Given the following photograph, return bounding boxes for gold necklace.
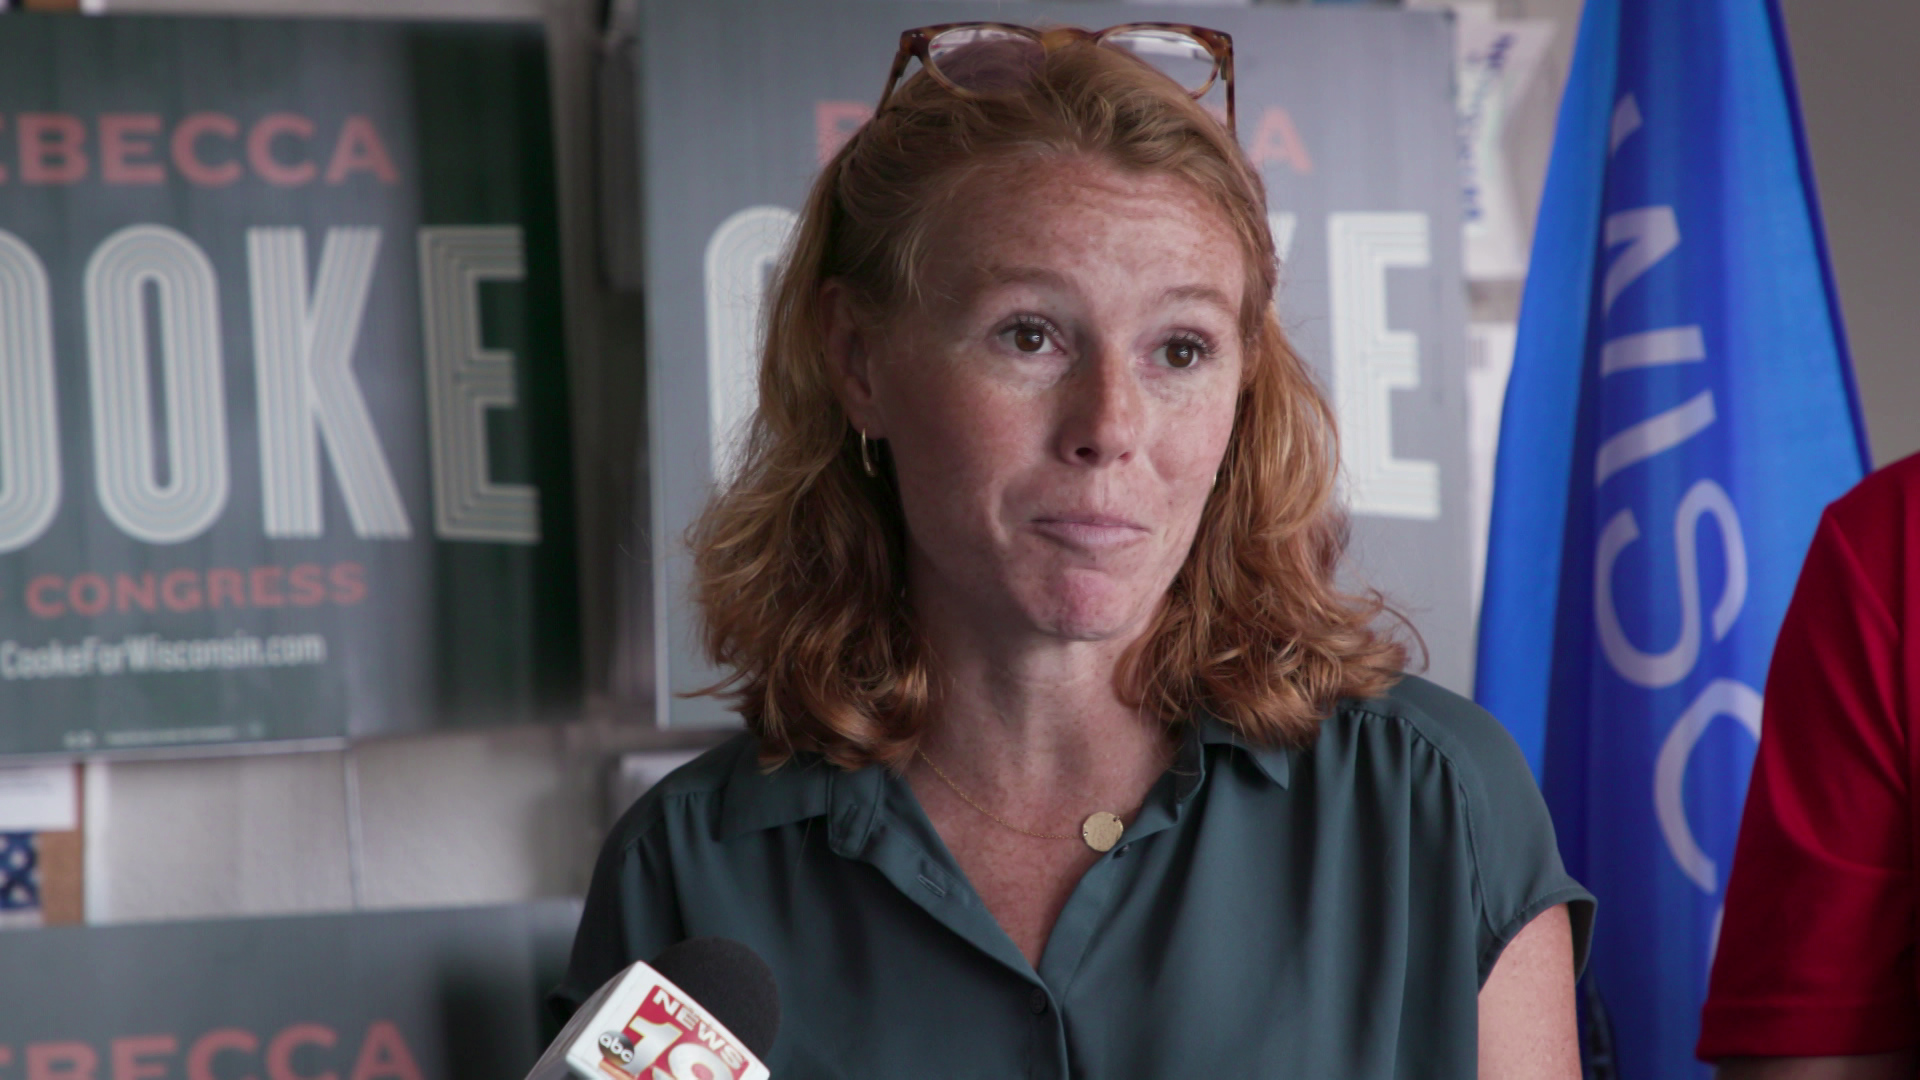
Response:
[915,748,1131,853]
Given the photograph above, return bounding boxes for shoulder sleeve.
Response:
[545,736,756,1022]
[1698,501,1915,1059]
[1391,676,1597,986]
[546,791,687,1023]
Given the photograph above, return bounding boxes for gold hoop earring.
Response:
[860,431,879,478]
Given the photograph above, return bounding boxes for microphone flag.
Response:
[1474,0,1869,1075]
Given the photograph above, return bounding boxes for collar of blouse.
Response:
[715,711,1293,843]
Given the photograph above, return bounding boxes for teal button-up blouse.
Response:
[552,675,1594,1078]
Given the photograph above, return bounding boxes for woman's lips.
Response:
[1029,515,1149,550]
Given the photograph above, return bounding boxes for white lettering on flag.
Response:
[1594,390,1716,485]
[1609,93,1642,155]
[1654,678,1763,893]
[1594,478,1748,689]
[1599,326,1706,376]
[1602,206,1679,314]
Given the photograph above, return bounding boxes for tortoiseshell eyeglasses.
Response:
[877,22,1237,135]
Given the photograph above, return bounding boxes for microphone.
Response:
[529,937,780,1080]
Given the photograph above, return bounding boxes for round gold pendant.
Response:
[1082,811,1125,853]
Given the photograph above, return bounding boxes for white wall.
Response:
[83,726,639,922]
[1780,0,1920,467]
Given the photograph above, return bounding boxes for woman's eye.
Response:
[1159,338,1208,369]
[1012,325,1049,353]
[1000,319,1059,355]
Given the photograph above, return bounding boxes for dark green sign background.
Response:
[0,901,581,1077]
[0,15,578,755]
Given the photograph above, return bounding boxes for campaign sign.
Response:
[0,900,581,1080]
[623,1,1473,727]
[0,16,579,755]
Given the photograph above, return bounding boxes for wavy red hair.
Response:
[689,34,1408,769]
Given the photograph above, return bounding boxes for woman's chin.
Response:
[1017,583,1157,643]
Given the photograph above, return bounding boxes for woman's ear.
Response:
[821,279,886,440]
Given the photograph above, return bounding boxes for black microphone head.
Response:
[649,937,781,1061]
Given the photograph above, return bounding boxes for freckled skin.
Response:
[829,158,1247,967]
[873,162,1245,651]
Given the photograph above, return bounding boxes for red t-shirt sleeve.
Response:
[1698,497,1915,1059]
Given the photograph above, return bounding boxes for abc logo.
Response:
[597,1031,637,1066]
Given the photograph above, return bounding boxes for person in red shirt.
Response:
[1700,452,1920,1077]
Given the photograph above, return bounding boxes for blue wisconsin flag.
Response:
[1476,0,1870,1075]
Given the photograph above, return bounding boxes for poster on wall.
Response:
[0,16,579,756]
[618,1,1472,727]
[0,900,581,1079]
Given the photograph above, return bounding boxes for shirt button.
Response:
[1029,988,1049,1015]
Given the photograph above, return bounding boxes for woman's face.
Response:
[840,157,1247,648]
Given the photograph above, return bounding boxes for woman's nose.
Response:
[1056,346,1141,467]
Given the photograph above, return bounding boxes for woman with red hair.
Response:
[556,24,1591,1077]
